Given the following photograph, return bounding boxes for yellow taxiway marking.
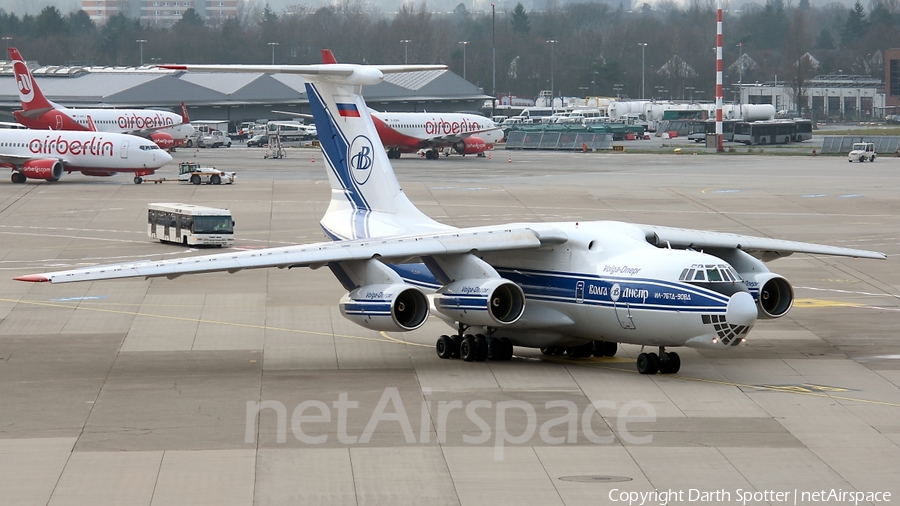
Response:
[380,331,431,348]
[793,298,863,308]
[0,298,411,347]
[539,355,900,408]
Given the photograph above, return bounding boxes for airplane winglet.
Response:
[322,49,338,64]
[14,274,50,283]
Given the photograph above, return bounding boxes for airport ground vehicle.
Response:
[197,130,232,148]
[848,142,876,162]
[148,203,234,247]
[177,161,236,185]
[733,119,813,145]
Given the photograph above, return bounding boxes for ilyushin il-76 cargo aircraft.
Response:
[15,52,886,375]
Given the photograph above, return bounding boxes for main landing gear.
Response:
[423,149,440,160]
[540,340,617,359]
[636,347,681,375]
[435,325,514,362]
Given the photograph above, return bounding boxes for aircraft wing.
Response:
[0,153,40,166]
[638,224,886,260]
[15,225,568,284]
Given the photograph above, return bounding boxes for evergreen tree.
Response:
[511,3,530,34]
[841,1,868,48]
[35,6,67,38]
[816,28,835,50]
[798,0,810,11]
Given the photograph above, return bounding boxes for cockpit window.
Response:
[679,264,742,283]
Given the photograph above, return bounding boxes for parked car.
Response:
[247,134,268,147]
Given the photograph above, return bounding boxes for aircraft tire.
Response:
[566,342,593,358]
[450,335,462,358]
[460,336,478,362]
[603,341,618,357]
[474,334,488,361]
[499,338,513,360]
[134,176,143,184]
[540,347,553,356]
[659,352,681,374]
[436,335,453,359]
[636,352,660,374]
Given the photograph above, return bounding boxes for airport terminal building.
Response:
[0,62,491,132]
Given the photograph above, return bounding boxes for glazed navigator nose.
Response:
[726,291,757,328]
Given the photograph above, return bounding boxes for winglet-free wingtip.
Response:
[158,65,188,70]
[14,274,50,283]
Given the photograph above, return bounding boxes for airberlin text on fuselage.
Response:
[28,135,114,157]
[424,118,482,135]
[116,113,175,130]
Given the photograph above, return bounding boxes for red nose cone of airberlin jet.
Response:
[726,291,757,328]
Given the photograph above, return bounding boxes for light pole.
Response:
[459,41,468,80]
[638,43,648,100]
[2,37,12,52]
[268,42,278,65]
[136,39,147,66]
[546,39,557,111]
[400,39,411,64]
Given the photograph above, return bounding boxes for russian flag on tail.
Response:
[337,103,360,117]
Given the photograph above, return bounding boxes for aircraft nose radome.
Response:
[727,291,757,327]
[160,150,173,164]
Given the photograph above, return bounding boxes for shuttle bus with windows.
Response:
[148,203,234,247]
[733,120,807,145]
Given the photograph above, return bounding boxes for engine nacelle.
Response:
[150,132,175,150]
[339,283,429,332]
[746,273,794,319]
[21,159,63,181]
[452,137,489,155]
[435,278,525,326]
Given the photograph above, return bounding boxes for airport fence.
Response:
[504,131,614,150]
[820,136,900,154]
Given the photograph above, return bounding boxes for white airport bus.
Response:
[148,203,234,247]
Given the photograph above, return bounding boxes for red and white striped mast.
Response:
[716,0,724,152]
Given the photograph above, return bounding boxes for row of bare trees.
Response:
[2,1,898,111]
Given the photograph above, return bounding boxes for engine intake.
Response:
[435,278,525,326]
[21,159,63,181]
[339,283,429,332]
[748,273,794,319]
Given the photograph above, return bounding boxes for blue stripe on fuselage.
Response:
[388,263,732,312]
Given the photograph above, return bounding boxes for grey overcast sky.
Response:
[0,0,860,17]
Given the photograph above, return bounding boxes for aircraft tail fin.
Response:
[86,115,97,132]
[180,102,190,123]
[307,79,449,240]
[321,49,338,64]
[8,48,55,113]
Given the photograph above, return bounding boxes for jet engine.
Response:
[339,283,429,332]
[150,132,175,150]
[434,278,525,326]
[746,273,794,319]
[452,137,489,155]
[20,159,63,181]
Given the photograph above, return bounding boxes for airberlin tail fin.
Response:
[8,48,55,113]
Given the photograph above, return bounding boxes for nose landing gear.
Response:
[637,347,681,375]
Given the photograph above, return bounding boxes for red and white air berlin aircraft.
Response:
[1,128,172,184]
[320,49,502,160]
[8,47,195,150]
